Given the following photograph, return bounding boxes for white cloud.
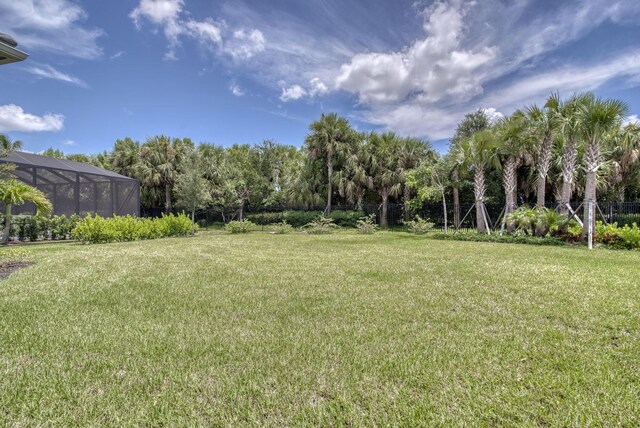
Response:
[335,2,496,104]
[63,139,76,146]
[280,85,307,102]
[623,114,639,127]
[0,0,103,59]
[129,0,263,61]
[110,51,125,60]
[225,29,266,60]
[0,104,64,132]
[229,81,245,96]
[25,64,88,88]
[482,108,504,124]
[309,78,329,97]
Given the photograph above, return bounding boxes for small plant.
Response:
[282,210,322,228]
[504,207,568,237]
[404,215,434,235]
[304,217,337,234]
[329,210,365,228]
[225,220,256,234]
[270,221,293,234]
[356,214,378,235]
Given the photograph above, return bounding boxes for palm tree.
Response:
[368,132,404,228]
[0,134,23,180]
[524,94,558,207]
[333,133,371,209]
[0,180,52,245]
[609,123,640,201]
[578,96,629,238]
[133,136,191,214]
[305,113,353,214]
[456,130,498,233]
[495,115,531,229]
[552,93,592,213]
[111,137,140,177]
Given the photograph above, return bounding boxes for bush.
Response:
[245,212,284,225]
[328,210,364,228]
[72,213,194,244]
[356,214,378,234]
[283,210,322,228]
[270,221,293,234]
[595,222,640,250]
[225,220,256,234]
[504,207,568,236]
[304,217,337,234]
[405,216,434,235]
[431,231,566,246]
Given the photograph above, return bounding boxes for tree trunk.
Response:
[442,190,448,234]
[238,200,244,221]
[503,156,517,233]
[380,190,389,229]
[2,204,12,245]
[452,168,460,228]
[536,133,553,207]
[326,152,333,215]
[191,210,195,236]
[474,168,486,234]
[559,138,577,215]
[582,140,600,240]
[582,171,597,240]
[618,185,626,203]
[165,183,172,214]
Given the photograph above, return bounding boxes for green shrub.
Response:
[71,213,194,244]
[329,210,364,228]
[225,220,256,234]
[431,231,566,246]
[304,217,337,234]
[595,222,640,250]
[270,221,293,234]
[504,207,568,236]
[283,210,322,228]
[245,212,284,225]
[356,214,378,234]
[405,216,434,235]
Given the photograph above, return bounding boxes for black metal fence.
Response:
[142,202,640,231]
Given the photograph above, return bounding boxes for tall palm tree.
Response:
[578,96,629,238]
[1,180,52,245]
[0,134,23,180]
[524,95,558,207]
[333,132,371,209]
[552,93,592,213]
[134,136,191,214]
[495,115,531,226]
[608,123,640,201]
[305,113,353,214]
[368,132,404,228]
[456,130,498,233]
[111,137,140,177]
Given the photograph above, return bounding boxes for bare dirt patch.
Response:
[0,261,33,280]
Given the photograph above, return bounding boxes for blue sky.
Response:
[1,0,639,154]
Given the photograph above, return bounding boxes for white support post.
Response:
[588,201,594,250]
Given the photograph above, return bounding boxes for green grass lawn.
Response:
[1,232,639,426]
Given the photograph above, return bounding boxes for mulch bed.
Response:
[0,260,33,280]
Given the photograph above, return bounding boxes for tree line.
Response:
[21,92,640,231]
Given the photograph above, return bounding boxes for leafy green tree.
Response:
[305,113,353,214]
[455,130,498,233]
[223,144,267,220]
[578,96,628,238]
[0,180,52,245]
[406,155,452,232]
[175,152,212,235]
[333,132,371,209]
[111,137,141,177]
[608,123,640,201]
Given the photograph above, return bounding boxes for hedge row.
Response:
[244,210,364,228]
[71,213,193,244]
